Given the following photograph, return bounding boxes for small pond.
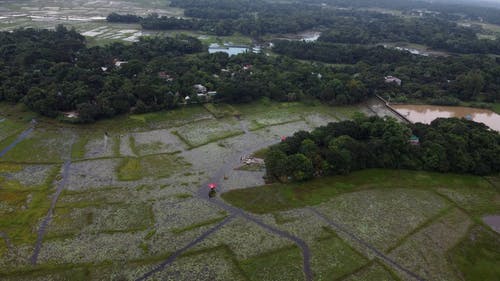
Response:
[299,31,321,42]
[208,44,250,56]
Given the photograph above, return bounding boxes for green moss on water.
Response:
[0,163,23,173]
[174,193,193,199]
[117,157,142,181]
[117,154,191,181]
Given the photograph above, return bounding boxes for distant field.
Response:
[461,21,500,34]
[0,0,182,44]
[0,0,257,47]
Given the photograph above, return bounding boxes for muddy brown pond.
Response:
[391,104,500,131]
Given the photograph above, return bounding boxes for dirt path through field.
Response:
[136,118,313,281]
[0,127,34,157]
[135,215,236,281]
[30,139,74,265]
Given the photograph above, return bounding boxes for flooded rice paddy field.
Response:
[0,101,499,280]
[0,0,183,42]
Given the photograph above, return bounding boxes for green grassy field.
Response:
[451,225,500,281]
[491,103,500,114]
[0,129,74,163]
[0,103,37,144]
[221,169,495,214]
[0,163,60,245]
[116,154,190,181]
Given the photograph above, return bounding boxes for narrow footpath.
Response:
[0,127,34,157]
[30,154,73,265]
[308,207,426,281]
[135,216,236,281]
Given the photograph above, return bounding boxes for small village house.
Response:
[384,76,402,86]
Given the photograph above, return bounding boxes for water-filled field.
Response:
[0,101,498,281]
[0,0,182,43]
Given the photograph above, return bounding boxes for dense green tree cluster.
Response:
[0,27,370,122]
[318,15,500,54]
[141,0,500,54]
[137,6,341,37]
[265,117,500,181]
[106,12,141,23]
[0,26,203,121]
[315,0,500,25]
[139,14,221,34]
[272,40,500,104]
[108,0,500,54]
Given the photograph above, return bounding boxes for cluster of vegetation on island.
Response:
[107,0,500,54]
[265,116,500,181]
[0,26,369,122]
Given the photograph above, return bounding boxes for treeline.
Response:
[313,0,500,25]
[169,0,500,54]
[106,13,226,35]
[265,117,500,182]
[106,12,141,23]
[170,0,259,19]
[318,15,500,54]
[0,27,369,122]
[272,40,409,65]
[108,0,500,54]
[107,13,212,32]
[110,7,347,36]
[272,40,500,104]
